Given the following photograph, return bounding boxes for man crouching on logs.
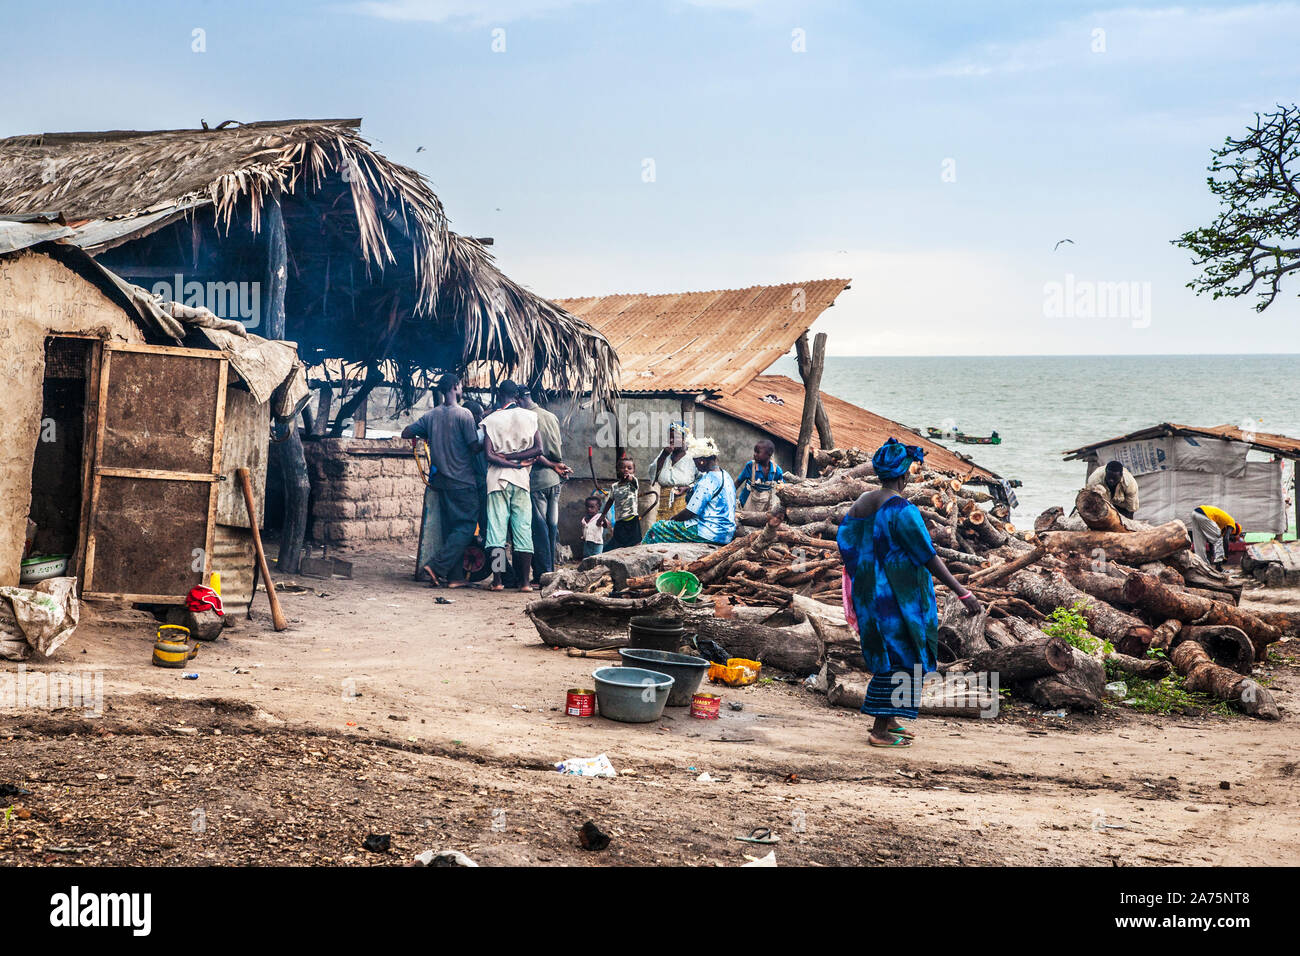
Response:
[838,439,981,748]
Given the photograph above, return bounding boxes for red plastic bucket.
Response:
[566,688,595,717]
[690,693,721,719]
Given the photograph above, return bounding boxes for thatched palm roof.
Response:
[0,119,617,403]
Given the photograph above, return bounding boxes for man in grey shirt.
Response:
[520,387,571,582]
[403,374,481,587]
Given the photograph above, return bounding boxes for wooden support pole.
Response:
[795,332,834,452]
[262,195,309,576]
[794,331,827,477]
[238,467,287,631]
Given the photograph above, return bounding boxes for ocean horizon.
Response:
[771,353,1300,524]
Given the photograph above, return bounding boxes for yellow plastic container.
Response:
[708,657,762,687]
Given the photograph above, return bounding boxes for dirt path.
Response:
[1,547,1297,866]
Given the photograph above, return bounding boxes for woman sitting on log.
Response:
[838,439,981,748]
[642,436,737,545]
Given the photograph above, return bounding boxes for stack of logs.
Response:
[615,450,1291,718]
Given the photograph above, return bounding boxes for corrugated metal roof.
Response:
[554,279,850,395]
[0,218,73,254]
[704,374,998,480]
[1063,422,1300,460]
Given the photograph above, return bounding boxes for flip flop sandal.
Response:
[889,725,916,740]
[735,828,780,845]
[869,735,911,748]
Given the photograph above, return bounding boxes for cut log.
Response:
[776,476,874,508]
[1178,625,1255,676]
[1039,520,1190,565]
[1171,640,1278,719]
[775,528,841,552]
[1008,568,1154,653]
[1149,618,1182,652]
[1138,562,1184,586]
[983,619,1020,648]
[694,616,823,675]
[582,542,714,592]
[1120,571,1279,659]
[827,673,993,718]
[777,502,853,526]
[937,598,991,659]
[1074,488,1128,533]
[967,546,1045,588]
[1035,506,1065,535]
[1022,647,1106,711]
[1060,567,1131,606]
[957,637,1073,682]
[962,509,1008,549]
[1104,652,1171,679]
[539,565,610,597]
[524,592,682,649]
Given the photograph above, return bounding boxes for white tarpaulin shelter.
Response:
[1064,423,1300,536]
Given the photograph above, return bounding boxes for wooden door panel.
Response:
[87,478,210,599]
[84,343,227,603]
[97,350,222,472]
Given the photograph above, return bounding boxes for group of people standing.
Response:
[405,391,799,590]
[403,376,570,593]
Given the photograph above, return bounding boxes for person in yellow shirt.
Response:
[1190,505,1242,570]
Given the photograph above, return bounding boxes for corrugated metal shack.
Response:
[543,280,999,550]
[0,222,299,610]
[1064,422,1300,536]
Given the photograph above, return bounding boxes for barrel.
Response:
[627,615,688,652]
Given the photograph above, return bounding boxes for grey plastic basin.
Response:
[592,666,674,723]
[617,648,710,706]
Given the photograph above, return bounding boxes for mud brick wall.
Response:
[303,438,425,545]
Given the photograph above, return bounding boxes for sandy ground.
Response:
[1,545,1298,867]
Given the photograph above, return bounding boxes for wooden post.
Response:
[312,384,333,437]
[353,391,368,439]
[795,332,834,452]
[262,195,309,575]
[794,332,827,477]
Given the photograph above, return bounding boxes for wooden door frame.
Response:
[82,341,228,603]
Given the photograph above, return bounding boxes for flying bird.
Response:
[1054,238,1074,251]
[416,146,426,152]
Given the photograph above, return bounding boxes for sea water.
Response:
[772,354,1300,525]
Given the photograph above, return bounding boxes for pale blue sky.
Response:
[3,0,1298,354]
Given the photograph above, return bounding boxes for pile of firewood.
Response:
[605,451,1295,718]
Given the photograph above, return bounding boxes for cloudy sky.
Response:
[4,0,1298,354]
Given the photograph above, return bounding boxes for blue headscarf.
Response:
[872,437,924,480]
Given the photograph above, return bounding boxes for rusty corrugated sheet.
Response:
[1063,423,1300,461]
[216,384,270,528]
[212,523,255,610]
[553,279,850,395]
[704,374,997,480]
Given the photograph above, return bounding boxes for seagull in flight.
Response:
[1054,238,1074,251]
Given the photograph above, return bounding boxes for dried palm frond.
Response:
[0,119,616,404]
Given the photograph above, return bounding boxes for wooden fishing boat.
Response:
[926,426,962,439]
[954,431,1001,445]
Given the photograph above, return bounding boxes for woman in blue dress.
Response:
[837,439,981,748]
